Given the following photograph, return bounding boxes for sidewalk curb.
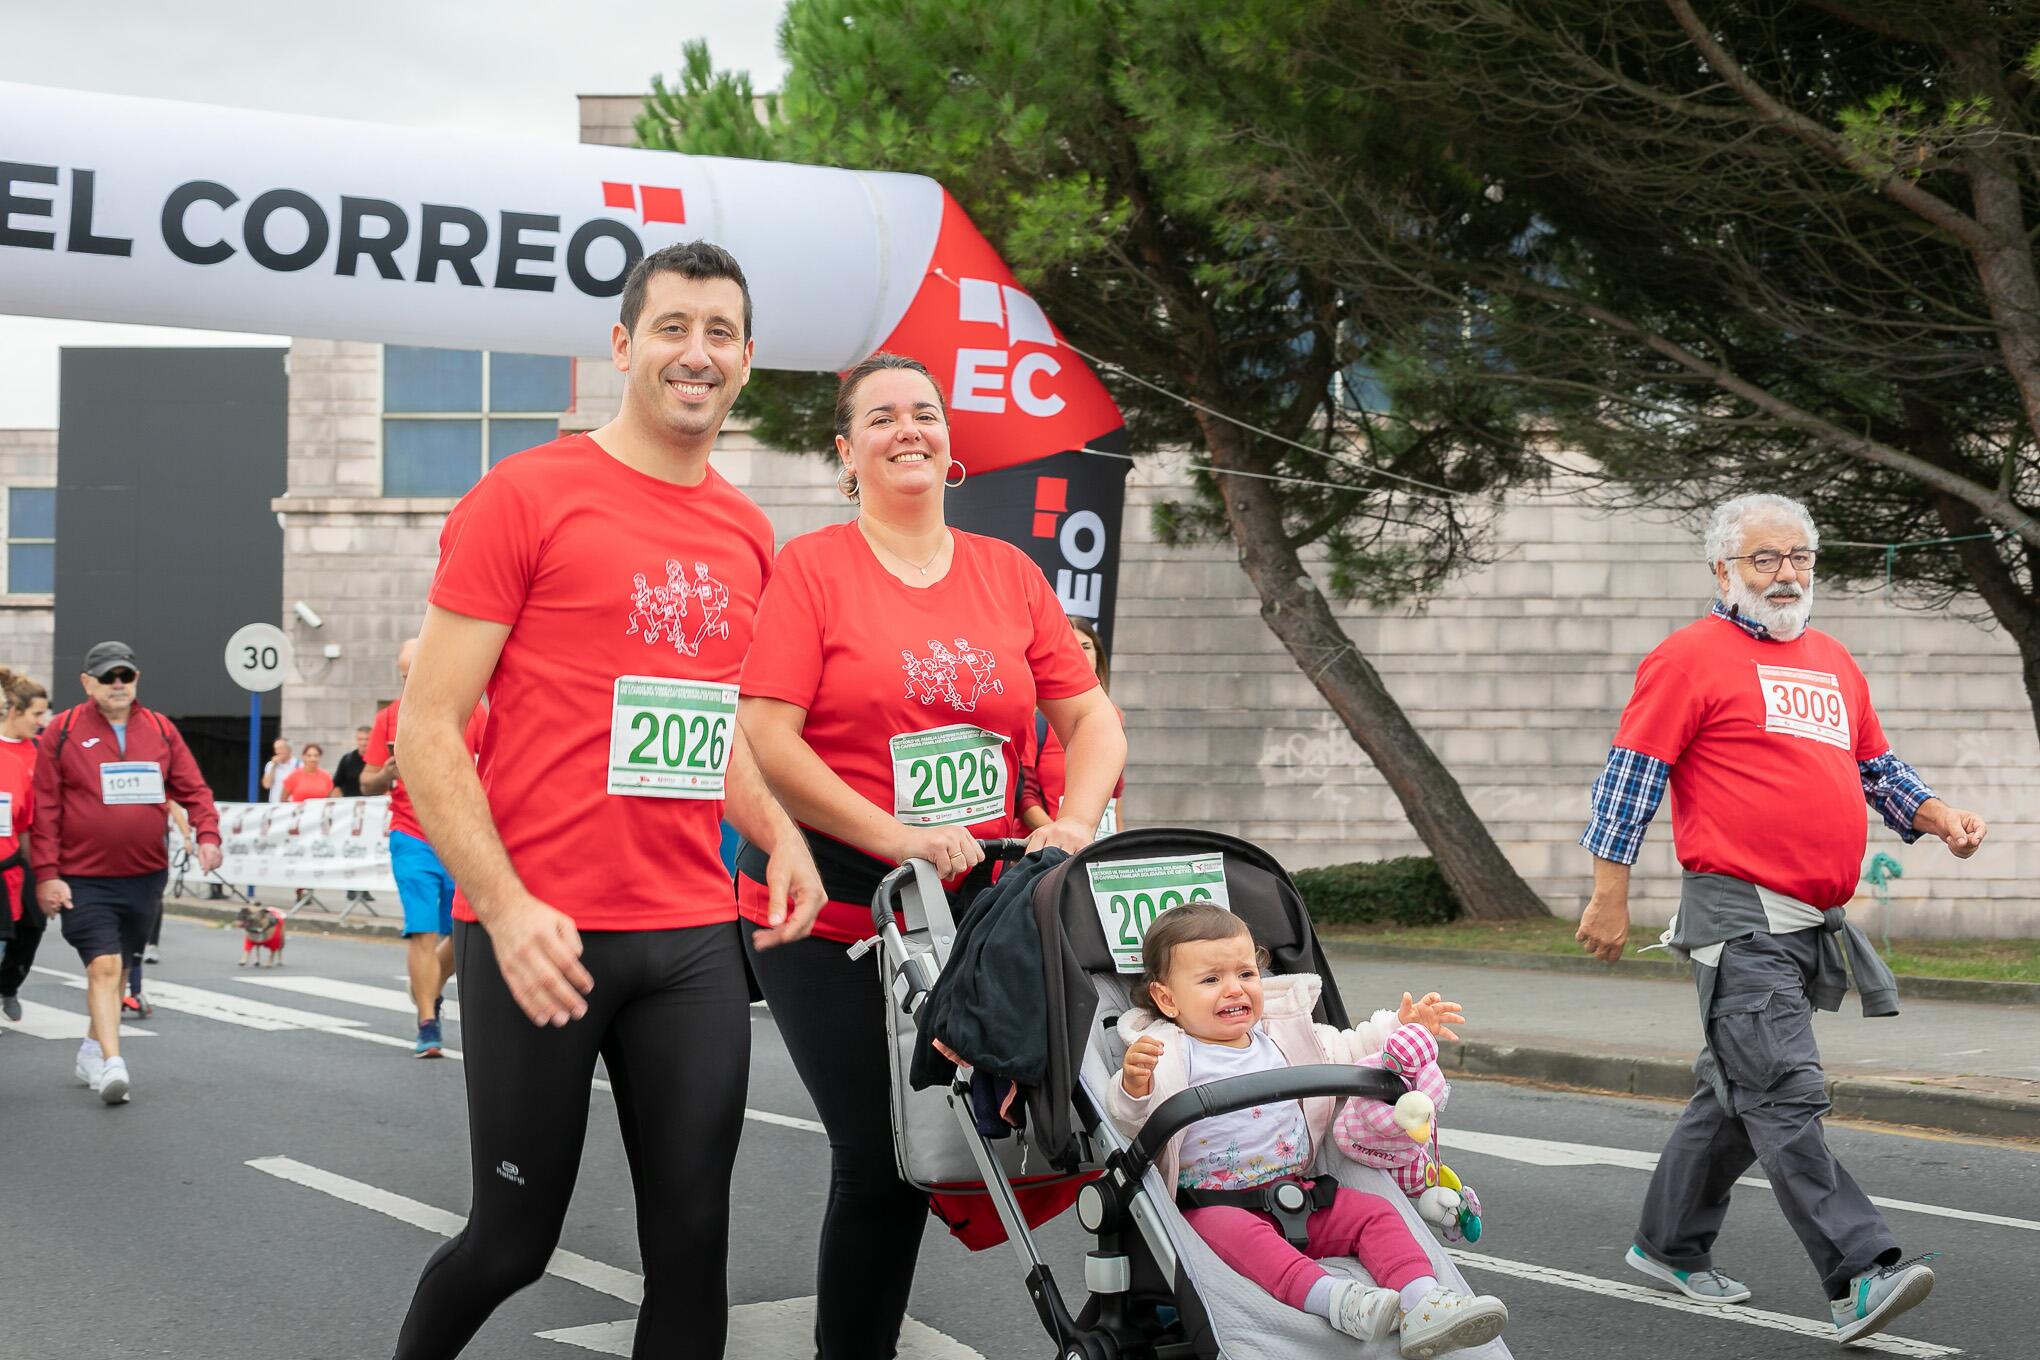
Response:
[1320,938,2040,1007]
[1449,1041,2040,1142]
[166,898,404,940]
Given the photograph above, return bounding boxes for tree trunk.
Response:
[1190,409,1548,921]
[1932,492,2040,741]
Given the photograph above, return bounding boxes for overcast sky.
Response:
[0,1,790,427]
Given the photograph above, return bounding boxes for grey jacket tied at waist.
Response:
[1660,870,1898,1019]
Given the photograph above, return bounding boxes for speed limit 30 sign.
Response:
[225,622,293,694]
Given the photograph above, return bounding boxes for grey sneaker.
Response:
[1626,1245,1752,1304]
[1832,1254,1936,1345]
[1,993,20,1022]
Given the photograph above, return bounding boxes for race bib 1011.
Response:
[1755,663,1850,751]
[1086,853,1231,973]
[607,676,737,799]
[890,724,1008,827]
[100,761,165,805]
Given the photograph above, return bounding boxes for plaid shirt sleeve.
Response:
[1578,745,1671,865]
[1860,751,1934,843]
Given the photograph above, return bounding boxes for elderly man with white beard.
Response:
[1572,493,1987,1346]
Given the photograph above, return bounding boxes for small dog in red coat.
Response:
[235,906,285,967]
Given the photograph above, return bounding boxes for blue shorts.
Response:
[389,830,455,938]
[60,871,167,965]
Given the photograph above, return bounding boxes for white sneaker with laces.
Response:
[1625,1245,1752,1304]
[1326,1279,1400,1343]
[95,1056,131,1105]
[1398,1287,1509,1359]
[75,1039,104,1087]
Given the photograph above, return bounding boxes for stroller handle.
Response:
[1121,1064,1409,1182]
[869,838,1031,933]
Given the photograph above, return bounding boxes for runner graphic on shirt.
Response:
[900,638,1004,711]
[625,559,731,659]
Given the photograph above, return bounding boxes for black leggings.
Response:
[743,918,928,1360]
[394,919,752,1359]
[0,906,43,997]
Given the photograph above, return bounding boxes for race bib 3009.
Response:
[1755,664,1850,750]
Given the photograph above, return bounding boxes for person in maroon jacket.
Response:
[32,640,220,1104]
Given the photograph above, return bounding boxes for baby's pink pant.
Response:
[1183,1184,1432,1310]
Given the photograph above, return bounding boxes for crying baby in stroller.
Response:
[1107,902,1509,1359]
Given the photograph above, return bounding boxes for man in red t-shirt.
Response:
[390,242,822,1360]
[363,637,487,1057]
[1575,494,1986,1345]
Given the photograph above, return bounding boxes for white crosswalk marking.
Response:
[236,974,461,1021]
[33,966,368,1031]
[1442,1127,2040,1233]
[1450,1249,1958,1357]
[0,997,154,1040]
[246,1156,984,1357]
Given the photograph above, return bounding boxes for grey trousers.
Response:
[1635,930,1900,1299]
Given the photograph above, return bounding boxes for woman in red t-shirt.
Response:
[738,352,1127,1350]
[282,743,336,802]
[0,665,47,1019]
[1021,615,1127,838]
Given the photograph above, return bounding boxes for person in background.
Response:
[34,641,221,1104]
[0,665,49,1023]
[284,744,335,803]
[333,726,371,799]
[260,738,298,805]
[333,726,375,908]
[1021,615,1126,839]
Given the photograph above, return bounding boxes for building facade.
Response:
[12,95,2028,938]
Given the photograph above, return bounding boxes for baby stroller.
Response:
[867,827,1511,1360]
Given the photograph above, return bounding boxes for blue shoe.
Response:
[1832,1254,1936,1345]
[413,1019,444,1059]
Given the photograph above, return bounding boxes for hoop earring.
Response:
[944,460,968,489]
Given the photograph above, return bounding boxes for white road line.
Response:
[1449,1249,1959,1358]
[247,1157,983,1357]
[246,1156,641,1303]
[743,1107,827,1135]
[237,974,461,1021]
[33,966,367,1032]
[1442,1128,2040,1233]
[0,997,155,1040]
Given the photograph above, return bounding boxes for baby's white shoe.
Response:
[1398,1286,1508,1358]
[1327,1278,1400,1342]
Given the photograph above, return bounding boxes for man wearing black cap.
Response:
[32,641,221,1104]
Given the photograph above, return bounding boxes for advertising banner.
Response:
[211,797,399,892]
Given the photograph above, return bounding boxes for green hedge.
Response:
[1292,856,1462,928]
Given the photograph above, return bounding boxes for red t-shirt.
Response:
[1614,615,1888,907]
[738,523,1099,941]
[366,699,488,841]
[1025,704,1127,821]
[429,433,772,930]
[0,738,34,921]
[283,768,335,803]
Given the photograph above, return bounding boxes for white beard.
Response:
[1725,573,1813,640]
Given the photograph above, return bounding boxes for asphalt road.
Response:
[2,916,2032,1359]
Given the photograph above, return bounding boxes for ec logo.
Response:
[951,277,1066,417]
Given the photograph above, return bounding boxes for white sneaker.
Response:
[1327,1279,1400,1342]
[1399,1287,1509,1359]
[96,1056,131,1105]
[143,944,160,964]
[75,1039,105,1087]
